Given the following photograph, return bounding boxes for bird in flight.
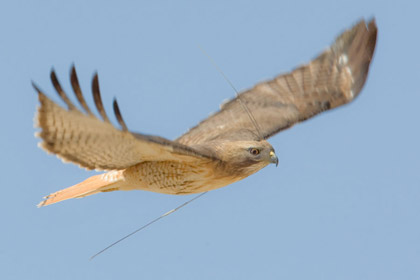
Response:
[34,19,377,207]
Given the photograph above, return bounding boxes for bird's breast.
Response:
[122,160,242,195]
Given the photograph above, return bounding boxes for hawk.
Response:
[34,19,377,207]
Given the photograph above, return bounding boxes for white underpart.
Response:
[344,66,354,83]
[337,53,355,100]
[101,170,121,182]
[344,66,355,99]
[338,54,348,66]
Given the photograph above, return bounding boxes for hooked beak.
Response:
[269,151,278,167]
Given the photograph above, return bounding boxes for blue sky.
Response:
[1,0,419,279]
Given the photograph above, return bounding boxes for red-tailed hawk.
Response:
[34,19,377,207]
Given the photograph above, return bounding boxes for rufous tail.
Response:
[37,171,124,207]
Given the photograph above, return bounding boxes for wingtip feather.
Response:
[113,98,128,131]
[91,73,111,123]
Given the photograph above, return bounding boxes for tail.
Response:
[38,170,124,207]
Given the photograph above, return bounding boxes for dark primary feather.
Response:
[50,69,76,110]
[113,99,128,131]
[70,66,94,116]
[92,73,111,123]
[176,19,377,145]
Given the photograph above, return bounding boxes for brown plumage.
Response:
[34,19,377,207]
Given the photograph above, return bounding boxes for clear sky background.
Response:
[1,1,419,279]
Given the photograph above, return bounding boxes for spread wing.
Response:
[176,19,377,146]
[34,66,216,171]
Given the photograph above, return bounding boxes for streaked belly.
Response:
[122,160,240,194]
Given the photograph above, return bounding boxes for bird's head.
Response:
[213,139,278,176]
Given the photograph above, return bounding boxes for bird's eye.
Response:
[249,148,260,155]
